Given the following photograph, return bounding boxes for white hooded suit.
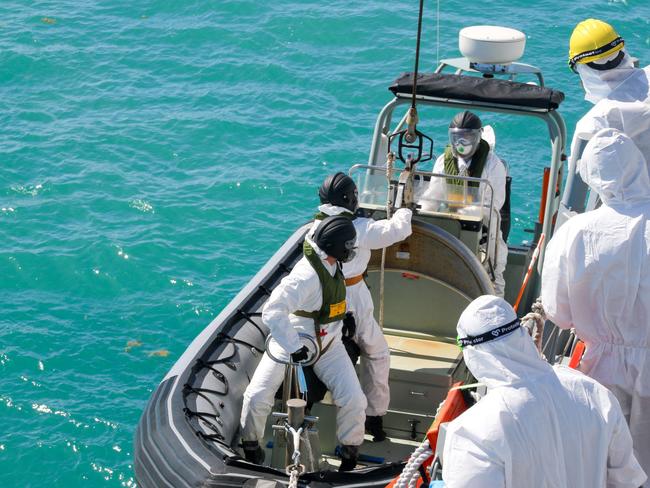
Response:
[572,52,650,172]
[311,204,412,416]
[542,128,650,475]
[240,236,366,446]
[442,295,645,488]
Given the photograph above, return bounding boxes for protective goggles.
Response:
[569,38,624,74]
[448,130,480,159]
[449,129,481,146]
[456,318,520,349]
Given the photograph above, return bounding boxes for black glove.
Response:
[342,312,356,339]
[291,346,309,363]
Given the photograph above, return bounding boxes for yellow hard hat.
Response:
[568,19,624,72]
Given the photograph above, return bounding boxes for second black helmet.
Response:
[319,172,359,213]
[313,215,357,262]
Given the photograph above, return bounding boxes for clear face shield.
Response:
[449,128,482,159]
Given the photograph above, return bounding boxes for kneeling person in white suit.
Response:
[240,215,366,471]
[313,172,412,441]
[442,295,645,488]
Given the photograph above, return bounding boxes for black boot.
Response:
[242,440,265,464]
[365,415,387,442]
[338,445,358,472]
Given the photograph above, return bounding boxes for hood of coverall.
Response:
[577,50,636,104]
[579,128,650,207]
[457,295,554,390]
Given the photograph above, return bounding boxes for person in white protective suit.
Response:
[541,128,650,477]
[420,111,508,296]
[442,295,646,488]
[568,19,650,174]
[311,172,412,441]
[240,216,366,471]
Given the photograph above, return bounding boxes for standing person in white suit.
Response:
[542,128,650,476]
[240,216,366,471]
[312,172,412,441]
[568,19,650,174]
[420,111,508,296]
[442,295,645,488]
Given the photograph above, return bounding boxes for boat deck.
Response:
[260,332,462,470]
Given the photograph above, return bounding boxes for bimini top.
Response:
[390,72,565,111]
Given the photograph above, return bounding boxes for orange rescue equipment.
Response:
[569,340,586,369]
[425,382,469,451]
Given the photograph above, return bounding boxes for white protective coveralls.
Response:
[442,295,646,488]
[571,51,650,172]
[542,128,650,475]
[310,204,412,416]
[240,236,367,446]
[421,146,508,296]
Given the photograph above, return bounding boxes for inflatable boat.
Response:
[134,27,577,488]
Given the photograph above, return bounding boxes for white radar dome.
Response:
[459,26,526,64]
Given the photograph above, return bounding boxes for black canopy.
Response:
[390,72,565,111]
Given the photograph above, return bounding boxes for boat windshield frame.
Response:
[366,88,567,285]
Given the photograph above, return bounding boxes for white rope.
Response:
[288,467,300,488]
[395,438,432,488]
[408,446,433,488]
[379,152,395,330]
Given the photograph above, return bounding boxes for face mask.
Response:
[454,141,473,156]
[577,63,614,104]
[576,51,636,104]
[450,129,481,159]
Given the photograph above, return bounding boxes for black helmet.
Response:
[319,172,359,212]
[449,111,482,130]
[449,111,483,159]
[313,215,357,262]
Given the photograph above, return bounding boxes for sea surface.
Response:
[1,0,649,486]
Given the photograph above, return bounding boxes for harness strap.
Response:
[344,274,364,286]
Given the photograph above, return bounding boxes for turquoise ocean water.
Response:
[1,1,649,485]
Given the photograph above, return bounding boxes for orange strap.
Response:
[345,275,364,287]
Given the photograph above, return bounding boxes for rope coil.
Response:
[395,438,432,488]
